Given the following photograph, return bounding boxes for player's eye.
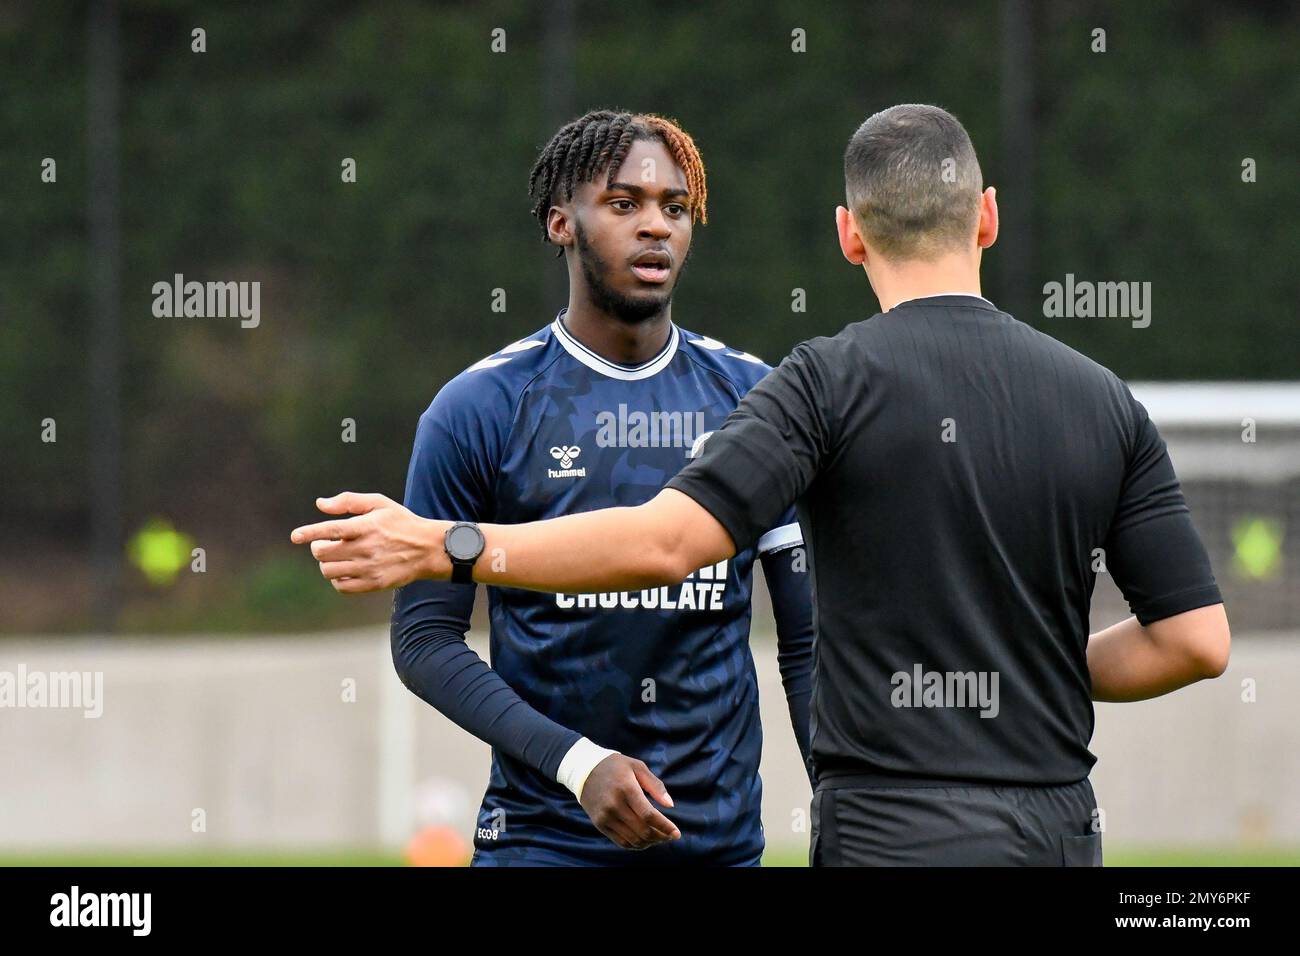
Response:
[610,199,636,211]
[665,203,687,217]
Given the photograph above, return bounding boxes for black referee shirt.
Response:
[667,294,1221,786]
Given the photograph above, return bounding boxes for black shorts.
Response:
[809,775,1103,867]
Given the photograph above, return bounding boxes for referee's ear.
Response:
[835,205,867,265]
[976,186,999,250]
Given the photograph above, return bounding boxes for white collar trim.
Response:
[551,313,679,381]
[898,292,995,307]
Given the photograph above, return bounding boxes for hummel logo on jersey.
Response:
[547,445,586,479]
[551,445,580,468]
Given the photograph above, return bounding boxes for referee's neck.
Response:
[867,255,983,313]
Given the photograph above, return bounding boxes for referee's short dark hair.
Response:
[844,104,983,261]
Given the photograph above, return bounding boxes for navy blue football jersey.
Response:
[393,313,805,865]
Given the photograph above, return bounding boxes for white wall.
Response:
[1,629,1294,853]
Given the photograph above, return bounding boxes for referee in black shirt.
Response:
[294,104,1232,866]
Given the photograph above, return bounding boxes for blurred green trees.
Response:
[2,0,1295,627]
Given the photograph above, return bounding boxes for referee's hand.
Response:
[290,492,447,592]
[580,755,681,850]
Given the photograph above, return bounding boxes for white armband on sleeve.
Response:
[556,737,619,801]
[757,522,802,556]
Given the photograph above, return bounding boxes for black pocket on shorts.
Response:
[808,790,823,867]
[809,789,841,867]
[1060,832,1103,867]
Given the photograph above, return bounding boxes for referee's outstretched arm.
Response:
[292,481,1228,703]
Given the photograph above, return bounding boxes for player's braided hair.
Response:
[528,109,708,243]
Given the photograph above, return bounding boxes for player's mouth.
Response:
[629,250,672,284]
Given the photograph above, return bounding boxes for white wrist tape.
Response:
[556,737,618,801]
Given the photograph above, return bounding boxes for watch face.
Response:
[446,524,483,561]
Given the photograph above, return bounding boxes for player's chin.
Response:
[625,277,677,306]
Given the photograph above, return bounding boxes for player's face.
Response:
[570,138,694,323]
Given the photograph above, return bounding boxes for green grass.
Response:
[0,850,404,867]
[1093,847,1300,867]
[3,846,1298,867]
[760,846,1300,867]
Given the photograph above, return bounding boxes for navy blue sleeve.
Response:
[391,384,581,780]
[759,524,816,787]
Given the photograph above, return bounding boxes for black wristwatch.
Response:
[444,521,486,584]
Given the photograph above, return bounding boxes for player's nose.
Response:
[637,206,673,240]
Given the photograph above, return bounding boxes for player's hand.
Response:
[579,754,681,850]
[290,492,448,592]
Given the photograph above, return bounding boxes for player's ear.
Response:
[547,206,575,247]
[976,186,998,250]
[836,206,866,265]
